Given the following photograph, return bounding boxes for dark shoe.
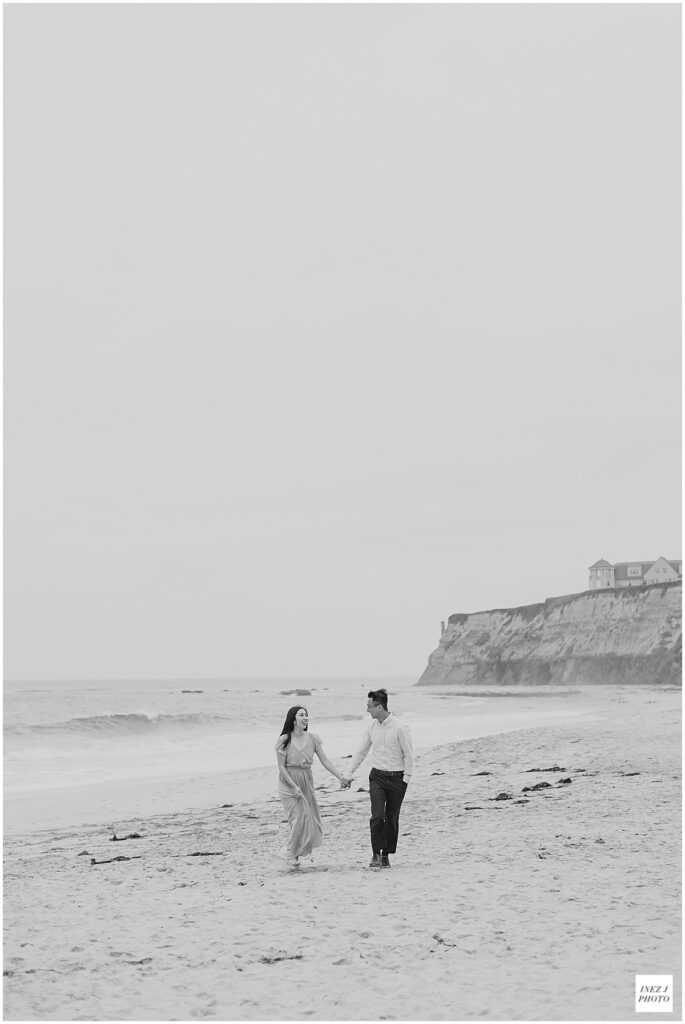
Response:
[369,854,382,870]
[380,854,391,868]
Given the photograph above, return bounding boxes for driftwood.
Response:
[90,855,142,865]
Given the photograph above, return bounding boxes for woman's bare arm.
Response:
[312,735,347,784]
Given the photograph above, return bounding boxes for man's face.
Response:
[366,698,383,721]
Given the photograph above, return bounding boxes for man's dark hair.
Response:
[367,688,388,710]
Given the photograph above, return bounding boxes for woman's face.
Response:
[294,708,309,730]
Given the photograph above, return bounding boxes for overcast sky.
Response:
[5,3,681,681]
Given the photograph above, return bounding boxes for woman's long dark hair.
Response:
[278,705,306,749]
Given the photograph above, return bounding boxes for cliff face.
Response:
[418,582,682,687]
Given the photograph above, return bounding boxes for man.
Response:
[343,688,414,870]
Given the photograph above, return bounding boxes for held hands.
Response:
[339,777,352,790]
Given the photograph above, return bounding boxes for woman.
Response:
[276,705,349,870]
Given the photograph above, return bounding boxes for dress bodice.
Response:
[280,732,316,768]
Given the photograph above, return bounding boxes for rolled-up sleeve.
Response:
[347,725,372,776]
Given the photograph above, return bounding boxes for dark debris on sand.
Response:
[90,855,142,865]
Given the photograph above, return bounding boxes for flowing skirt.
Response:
[279,765,323,859]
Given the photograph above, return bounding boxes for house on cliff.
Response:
[588,557,682,590]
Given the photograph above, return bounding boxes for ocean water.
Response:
[4,675,475,797]
[5,676,596,834]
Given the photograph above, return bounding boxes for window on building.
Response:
[628,566,642,577]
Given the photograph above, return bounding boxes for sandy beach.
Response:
[3,685,680,1022]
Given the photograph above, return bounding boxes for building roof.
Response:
[613,561,654,568]
[613,558,681,580]
[614,563,654,580]
[589,557,682,579]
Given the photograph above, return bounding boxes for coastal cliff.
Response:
[418,582,682,687]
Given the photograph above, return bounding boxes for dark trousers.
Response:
[369,768,407,855]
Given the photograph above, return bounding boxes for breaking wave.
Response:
[5,711,234,744]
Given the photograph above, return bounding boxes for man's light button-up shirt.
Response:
[348,713,414,783]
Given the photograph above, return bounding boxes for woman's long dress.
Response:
[278,732,323,859]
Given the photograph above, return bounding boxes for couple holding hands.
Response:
[275,688,414,872]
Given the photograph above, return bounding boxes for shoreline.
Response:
[5,690,612,837]
[4,684,680,1021]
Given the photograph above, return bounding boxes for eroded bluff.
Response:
[418,582,681,687]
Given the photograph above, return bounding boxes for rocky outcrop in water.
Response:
[418,582,681,687]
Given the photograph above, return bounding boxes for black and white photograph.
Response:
[3,2,681,1021]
